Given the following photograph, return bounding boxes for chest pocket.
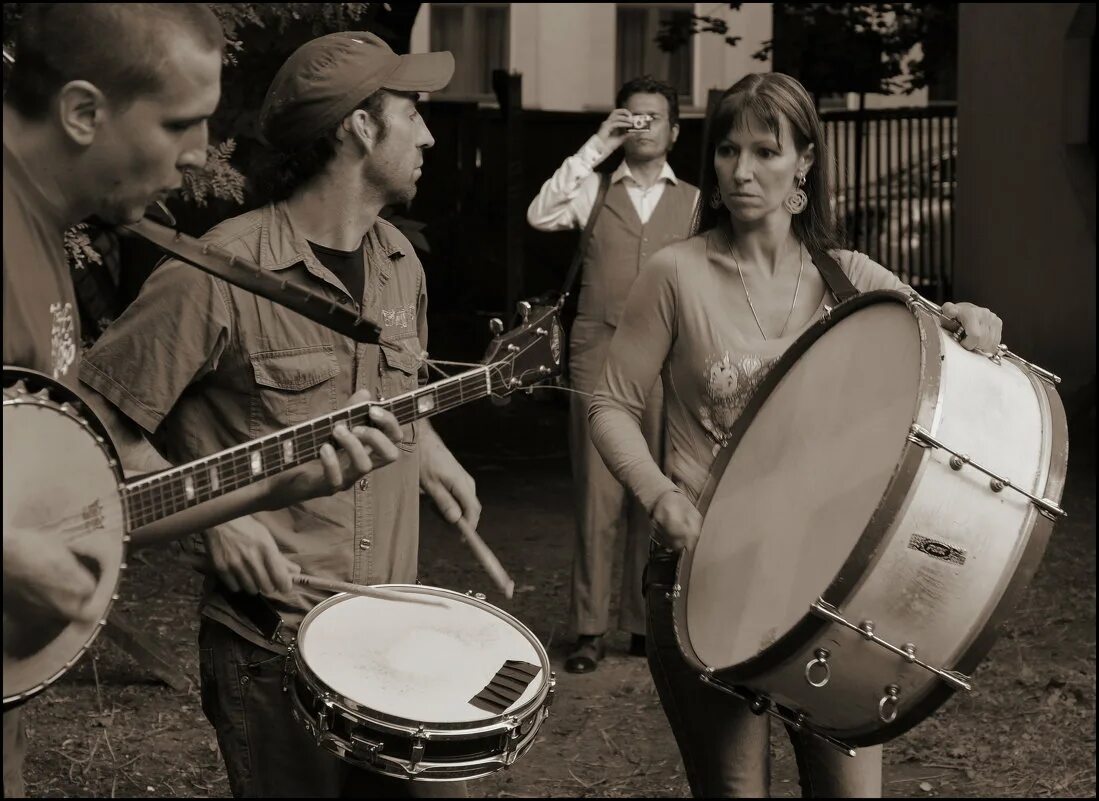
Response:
[379,338,422,452]
[249,345,340,434]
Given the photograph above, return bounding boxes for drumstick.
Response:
[454,518,515,599]
[179,553,443,606]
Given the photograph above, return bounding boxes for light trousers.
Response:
[568,317,663,637]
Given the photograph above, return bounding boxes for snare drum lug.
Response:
[349,733,383,759]
[409,734,426,771]
[859,620,875,639]
[902,643,918,663]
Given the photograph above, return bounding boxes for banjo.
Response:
[3,302,564,708]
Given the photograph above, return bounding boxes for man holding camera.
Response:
[527,76,698,674]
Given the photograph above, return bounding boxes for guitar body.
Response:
[3,367,128,707]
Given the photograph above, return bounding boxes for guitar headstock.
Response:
[480,301,564,397]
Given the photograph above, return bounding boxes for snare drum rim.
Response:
[674,291,935,679]
[3,367,128,710]
[294,585,552,736]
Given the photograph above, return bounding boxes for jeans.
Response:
[198,618,467,798]
[644,555,883,798]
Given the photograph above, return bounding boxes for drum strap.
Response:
[808,246,860,303]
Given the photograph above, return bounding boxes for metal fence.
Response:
[823,104,958,302]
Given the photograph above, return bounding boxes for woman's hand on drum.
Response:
[941,302,1003,353]
[202,516,300,596]
[650,489,703,552]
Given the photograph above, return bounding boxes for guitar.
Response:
[2,303,564,707]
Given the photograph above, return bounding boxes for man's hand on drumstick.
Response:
[202,515,300,596]
[419,420,482,530]
[650,489,703,553]
[940,302,1003,353]
[270,388,403,506]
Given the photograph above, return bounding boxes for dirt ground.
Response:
[21,393,1097,798]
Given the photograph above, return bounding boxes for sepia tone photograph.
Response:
[3,3,1094,798]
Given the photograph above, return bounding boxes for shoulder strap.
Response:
[559,172,612,300]
[808,246,859,304]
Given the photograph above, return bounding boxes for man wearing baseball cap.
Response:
[81,31,477,797]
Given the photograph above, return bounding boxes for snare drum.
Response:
[287,585,554,781]
[674,291,1068,751]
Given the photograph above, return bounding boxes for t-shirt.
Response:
[308,237,366,306]
[588,227,908,512]
[2,142,81,388]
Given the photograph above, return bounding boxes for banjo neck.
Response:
[121,366,492,530]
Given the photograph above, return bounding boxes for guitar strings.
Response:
[124,333,556,522]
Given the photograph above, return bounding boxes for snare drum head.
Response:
[298,589,546,724]
[685,301,922,671]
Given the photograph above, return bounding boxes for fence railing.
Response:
[823,104,958,302]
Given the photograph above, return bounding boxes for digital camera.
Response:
[628,113,653,132]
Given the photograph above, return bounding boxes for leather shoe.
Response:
[565,634,605,674]
[629,633,647,657]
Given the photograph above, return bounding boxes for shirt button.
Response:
[358,477,369,491]
[359,538,371,550]
[642,237,649,243]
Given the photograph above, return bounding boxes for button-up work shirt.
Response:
[81,202,427,647]
[526,135,697,231]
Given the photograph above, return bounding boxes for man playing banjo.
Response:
[3,5,404,796]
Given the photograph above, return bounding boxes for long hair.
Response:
[692,72,841,256]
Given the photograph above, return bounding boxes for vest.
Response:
[578,176,697,326]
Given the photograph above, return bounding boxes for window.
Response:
[429,3,509,100]
[616,4,694,103]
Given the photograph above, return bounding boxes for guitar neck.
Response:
[122,366,492,530]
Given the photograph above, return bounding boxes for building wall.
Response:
[956,3,1095,400]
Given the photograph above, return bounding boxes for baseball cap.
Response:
[259,31,454,151]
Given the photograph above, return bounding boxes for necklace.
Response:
[722,227,804,340]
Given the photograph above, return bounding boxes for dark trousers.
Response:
[198,618,468,798]
[644,555,883,798]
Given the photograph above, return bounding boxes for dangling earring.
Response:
[710,186,724,210]
[784,172,808,215]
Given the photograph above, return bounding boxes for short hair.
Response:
[253,89,414,203]
[693,72,841,256]
[616,75,681,128]
[6,3,225,120]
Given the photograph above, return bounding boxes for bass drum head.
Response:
[685,300,923,671]
[298,587,547,725]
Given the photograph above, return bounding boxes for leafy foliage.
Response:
[657,3,956,100]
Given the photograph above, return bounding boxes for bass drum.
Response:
[673,291,1068,749]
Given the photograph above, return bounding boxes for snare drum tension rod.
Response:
[907,425,1066,521]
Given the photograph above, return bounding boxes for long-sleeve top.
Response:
[588,228,907,514]
[526,135,698,230]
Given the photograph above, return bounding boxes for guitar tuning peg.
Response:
[489,318,504,336]
[517,301,531,322]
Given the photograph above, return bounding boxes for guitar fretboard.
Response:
[123,367,493,529]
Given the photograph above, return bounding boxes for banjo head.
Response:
[3,370,126,706]
[680,299,923,672]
